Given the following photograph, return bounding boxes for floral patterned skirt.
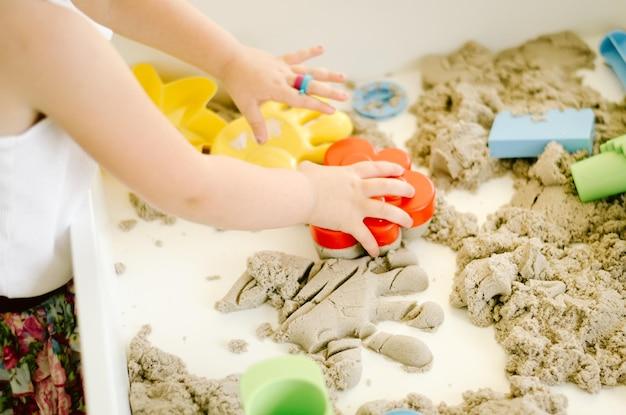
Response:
[0,282,85,415]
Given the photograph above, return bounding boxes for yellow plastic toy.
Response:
[211,101,353,169]
[132,63,227,152]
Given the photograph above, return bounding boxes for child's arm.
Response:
[71,0,348,142]
[2,1,414,257]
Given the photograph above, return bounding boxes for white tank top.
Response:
[0,0,112,298]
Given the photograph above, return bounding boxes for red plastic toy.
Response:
[310,137,436,258]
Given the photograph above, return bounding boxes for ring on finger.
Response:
[298,74,313,95]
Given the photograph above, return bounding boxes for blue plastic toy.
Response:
[600,30,626,89]
[352,81,408,120]
[384,410,422,415]
[488,109,595,158]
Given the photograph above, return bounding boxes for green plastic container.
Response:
[240,355,333,415]
[571,151,626,202]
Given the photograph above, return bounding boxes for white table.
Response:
[75,34,626,414]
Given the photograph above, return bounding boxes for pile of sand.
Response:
[415,32,625,393]
[357,375,567,415]
[408,31,626,190]
[127,326,242,414]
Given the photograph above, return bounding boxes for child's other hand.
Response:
[221,45,348,143]
[299,161,415,257]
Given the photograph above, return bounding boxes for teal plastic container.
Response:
[240,355,332,415]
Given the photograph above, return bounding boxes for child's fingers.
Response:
[281,45,324,65]
[291,65,346,83]
[350,222,380,257]
[282,89,335,114]
[364,199,413,228]
[351,161,405,179]
[362,178,415,198]
[239,101,268,143]
[304,81,348,101]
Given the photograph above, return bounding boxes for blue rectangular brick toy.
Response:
[488,109,595,158]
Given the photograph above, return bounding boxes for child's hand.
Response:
[221,45,348,143]
[299,161,415,257]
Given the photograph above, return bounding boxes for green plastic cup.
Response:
[240,355,333,415]
[571,151,626,202]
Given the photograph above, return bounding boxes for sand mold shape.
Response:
[216,248,443,391]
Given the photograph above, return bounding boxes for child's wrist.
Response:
[213,42,246,80]
[296,166,318,226]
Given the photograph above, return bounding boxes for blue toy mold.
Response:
[600,30,626,89]
[352,81,408,120]
[488,109,595,158]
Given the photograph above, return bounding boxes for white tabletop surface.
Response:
[103,35,626,414]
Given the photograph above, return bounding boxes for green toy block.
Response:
[240,355,333,415]
[571,150,626,202]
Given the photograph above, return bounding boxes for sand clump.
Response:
[424,195,479,250]
[114,262,126,275]
[128,326,242,414]
[119,219,138,232]
[227,339,248,354]
[441,143,625,393]
[408,31,626,190]
[129,193,177,225]
[357,376,567,415]
[216,247,443,391]
[449,181,626,392]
